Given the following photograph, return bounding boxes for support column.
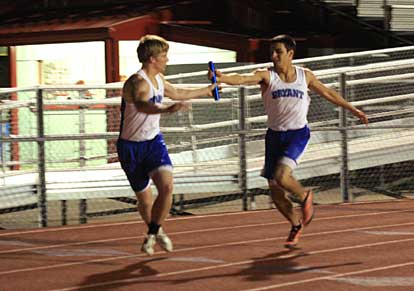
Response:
[105,39,120,163]
[8,46,19,170]
[105,39,120,83]
[339,73,350,202]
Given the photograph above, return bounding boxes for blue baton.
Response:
[208,61,220,101]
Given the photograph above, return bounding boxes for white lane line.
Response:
[0,221,286,254]
[332,276,414,287]
[166,257,225,263]
[0,235,137,254]
[0,240,32,246]
[0,221,139,237]
[362,230,414,235]
[240,262,414,291]
[156,238,414,278]
[47,239,414,291]
[1,209,413,255]
[1,221,414,277]
[31,248,132,257]
[1,200,412,237]
[0,210,275,237]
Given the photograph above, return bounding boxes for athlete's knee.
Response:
[270,187,286,201]
[273,171,290,188]
[137,195,153,209]
[268,181,285,200]
[151,169,173,195]
[138,199,152,211]
[156,182,174,197]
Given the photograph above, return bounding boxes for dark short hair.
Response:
[137,35,169,63]
[270,34,296,53]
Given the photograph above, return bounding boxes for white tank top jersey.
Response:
[262,66,310,131]
[119,70,164,141]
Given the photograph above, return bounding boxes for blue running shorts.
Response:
[117,134,172,192]
[261,125,310,180]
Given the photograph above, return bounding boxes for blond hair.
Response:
[137,35,169,63]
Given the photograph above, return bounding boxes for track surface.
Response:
[1,200,413,291]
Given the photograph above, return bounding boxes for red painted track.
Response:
[1,199,414,291]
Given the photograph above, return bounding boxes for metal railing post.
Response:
[339,73,350,202]
[36,88,47,227]
[238,87,248,211]
[79,105,87,224]
[383,0,391,46]
[0,111,6,175]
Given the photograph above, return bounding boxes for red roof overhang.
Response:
[0,6,268,62]
[0,13,161,46]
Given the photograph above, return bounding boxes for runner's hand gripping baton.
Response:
[208,61,220,101]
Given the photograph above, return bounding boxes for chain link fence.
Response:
[1,46,414,229]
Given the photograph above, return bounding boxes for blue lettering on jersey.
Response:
[272,89,304,99]
[149,94,162,104]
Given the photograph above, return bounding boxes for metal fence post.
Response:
[339,73,350,202]
[383,0,391,47]
[78,105,87,224]
[0,111,5,174]
[36,88,47,227]
[238,87,248,211]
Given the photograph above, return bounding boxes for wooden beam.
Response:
[159,22,252,62]
[104,39,119,83]
[0,28,110,46]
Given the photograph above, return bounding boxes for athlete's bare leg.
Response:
[273,163,315,227]
[269,180,301,225]
[274,163,307,201]
[149,169,174,225]
[140,169,174,255]
[135,187,153,224]
[134,169,173,226]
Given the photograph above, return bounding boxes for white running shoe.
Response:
[141,234,156,256]
[156,227,173,252]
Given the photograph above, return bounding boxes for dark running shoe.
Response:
[284,223,303,249]
[302,190,314,226]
